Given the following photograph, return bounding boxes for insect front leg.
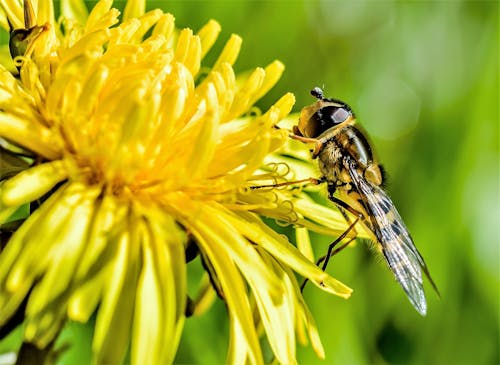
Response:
[289,134,323,158]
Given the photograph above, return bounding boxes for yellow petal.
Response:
[73,194,126,283]
[0,184,68,325]
[60,0,89,25]
[293,195,372,239]
[67,264,108,323]
[92,226,140,365]
[84,0,119,34]
[227,314,263,365]
[1,160,68,207]
[228,67,265,120]
[151,12,175,40]
[174,28,201,76]
[123,0,145,21]
[131,217,186,365]
[25,186,99,317]
[186,82,219,179]
[191,226,264,365]
[227,210,352,298]
[0,113,59,159]
[24,309,65,348]
[295,226,314,262]
[254,60,285,101]
[212,34,241,71]
[252,249,297,364]
[1,0,24,29]
[197,19,221,59]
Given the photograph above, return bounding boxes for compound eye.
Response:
[316,105,351,127]
[305,105,350,137]
[331,107,350,124]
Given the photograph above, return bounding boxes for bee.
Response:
[293,87,438,315]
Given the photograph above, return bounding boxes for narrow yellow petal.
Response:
[0,185,69,325]
[24,309,65,348]
[0,206,19,225]
[151,12,175,40]
[36,0,55,28]
[227,314,263,365]
[0,185,65,288]
[60,0,89,25]
[227,211,353,298]
[191,273,217,316]
[296,226,314,262]
[174,28,201,76]
[197,19,221,59]
[291,273,325,359]
[272,92,296,121]
[212,34,242,71]
[179,200,283,298]
[123,0,145,21]
[254,60,285,101]
[92,227,140,365]
[229,67,265,119]
[5,183,89,293]
[0,6,10,31]
[76,63,110,117]
[0,113,59,159]
[127,9,163,43]
[132,226,166,365]
[164,62,195,121]
[73,194,126,283]
[68,264,108,323]
[293,195,372,239]
[186,82,219,178]
[190,226,264,365]
[84,0,119,34]
[302,307,325,359]
[25,187,98,317]
[252,249,297,364]
[1,160,68,207]
[131,216,186,365]
[1,0,24,29]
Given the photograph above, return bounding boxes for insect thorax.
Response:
[318,125,384,189]
[317,139,346,184]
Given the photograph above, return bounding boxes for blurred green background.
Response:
[1,1,498,364]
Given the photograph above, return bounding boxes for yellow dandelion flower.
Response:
[0,0,368,363]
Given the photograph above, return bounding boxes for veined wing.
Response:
[344,158,437,315]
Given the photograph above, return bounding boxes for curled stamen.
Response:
[274,199,299,226]
[246,106,262,118]
[268,161,291,179]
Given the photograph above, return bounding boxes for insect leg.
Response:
[300,217,359,292]
[318,216,360,272]
[301,195,365,292]
[288,134,323,158]
[250,177,325,190]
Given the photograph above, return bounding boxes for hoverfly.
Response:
[293,87,438,315]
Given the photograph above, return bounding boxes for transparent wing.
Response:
[344,158,437,315]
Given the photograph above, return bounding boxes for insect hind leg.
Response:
[300,216,360,292]
[301,196,365,292]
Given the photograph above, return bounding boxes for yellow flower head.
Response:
[0,0,359,363]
